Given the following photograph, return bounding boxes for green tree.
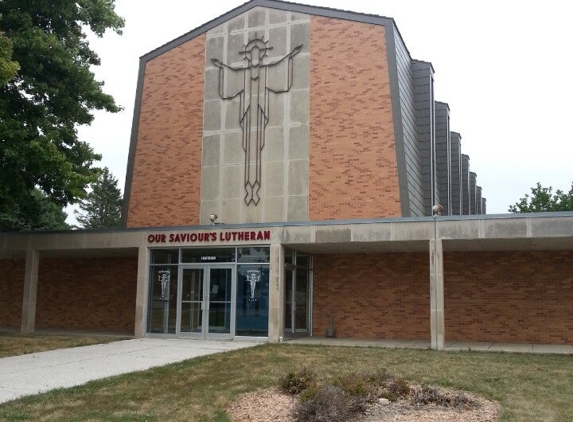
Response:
[74,167,122,229]
[0,189,69,231]
[509,182,573,213]
[0,0,124,231]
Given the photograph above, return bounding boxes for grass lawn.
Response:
[0,343,572,421]
[0,332,127,358]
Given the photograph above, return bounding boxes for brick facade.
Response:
[126,36,206,228]
[312,253,430,339]
[309,17,401,220]
[35,258,138,333]
[445,251,573,344]
[0,259,25,329]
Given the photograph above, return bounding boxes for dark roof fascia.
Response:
[411,58,435,74]
[383,22,410,217]
[140,0,397,63]
[435,101,450,111]
[120,58,146,228]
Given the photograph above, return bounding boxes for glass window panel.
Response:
[295,254,309,268]
[208,268,232,334]
[210,268,231,302]
[182,269,203,302]
[180,302,202,333]
[237,247,270,263]
[236,264,269,336]
[295,267,309,331]
[209,302,231,334]
[284,268,294,332]
[181,248,235,263]
[150,249,179,265]
[285,249,294,265]
[148,266,178,334]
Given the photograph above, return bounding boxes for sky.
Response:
[73,0,572,221]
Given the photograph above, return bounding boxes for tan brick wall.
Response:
[35,258,138,333]
[309,17,402,220]
[0,259,25,328]
[313,253,430,339]
[445,251,573,344]
[126,35,206,228]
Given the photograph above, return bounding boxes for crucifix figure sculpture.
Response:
[212,38,303,206]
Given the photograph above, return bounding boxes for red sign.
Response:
[147,230,271,244]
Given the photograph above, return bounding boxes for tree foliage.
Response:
[0,189,69,231]
[0,31,20,84]
[509,182,573,213]
[74,167,122,229]
[0,0,124,231]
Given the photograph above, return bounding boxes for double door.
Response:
[178,265,235,338]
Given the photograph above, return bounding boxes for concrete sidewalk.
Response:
[0,338,260,404]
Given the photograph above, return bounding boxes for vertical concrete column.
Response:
[21,249,39,334]
[268,243,285,343]
[134,246,150,338]
[429,236,445,350]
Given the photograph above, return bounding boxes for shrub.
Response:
[294,385,353,422]
[368,368,392,387]
[333,372,368,397]
[333,372,380,412]
[383,377,411,401]
[411,386,479,409]
[279,367,317,395]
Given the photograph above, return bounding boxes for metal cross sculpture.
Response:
[212,38,303,205]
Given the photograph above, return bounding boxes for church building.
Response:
[1,0,572,350]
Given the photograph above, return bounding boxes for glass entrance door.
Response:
[179,266,234,338]
[180,268,204,334]
[207,267,232,336]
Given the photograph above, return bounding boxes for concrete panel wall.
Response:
[202,8,311,224]
[445,251,573,344]
[0,259,25,329]
[35,258,138,333]
[313,253,430,339]
[309,17,401,220]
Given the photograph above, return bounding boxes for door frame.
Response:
[177,264,236,339]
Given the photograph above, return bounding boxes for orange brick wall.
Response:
[445,251,573,344]
[0,259,25,328]
[309,17,402,220]
[35,258,138,333]
[312,253,430,339]
[126,35,206,228]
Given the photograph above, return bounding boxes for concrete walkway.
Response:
[288,337,573,354]
[0,338,260,404]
